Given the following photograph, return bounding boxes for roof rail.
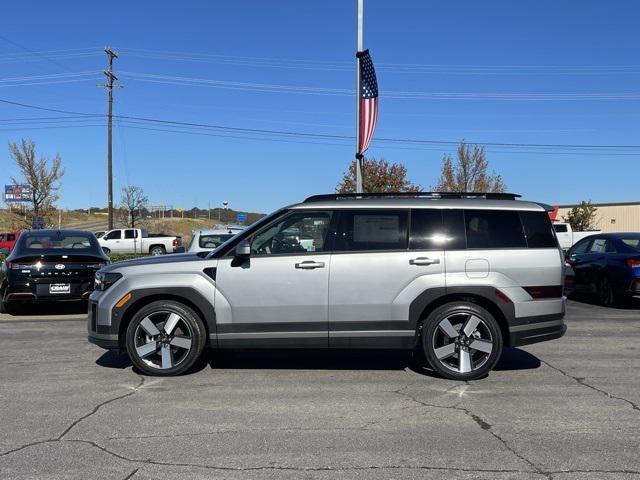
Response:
[303,191,521,203]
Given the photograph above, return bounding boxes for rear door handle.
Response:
[295,261,325,269]
[410,257,440,266]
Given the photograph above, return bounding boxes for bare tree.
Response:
[120,185,148,228]
[434,141,505,193]
[337,158,421,193]
[9,139,64,220]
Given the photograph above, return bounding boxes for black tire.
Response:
[149,245,166,256]
[125,300,206,376]
[421,301,503,381]
[597,275,618,307]
[0,298,6,314]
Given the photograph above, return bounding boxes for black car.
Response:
[566,233,640,307]
[0,230,108,313]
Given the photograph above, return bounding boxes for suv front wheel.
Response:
[125,300,206,376]
[422,301,503,381]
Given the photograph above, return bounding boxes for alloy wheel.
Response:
[133,310,193,369]
[431,312,494,374]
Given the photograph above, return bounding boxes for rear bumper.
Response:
[509,313,566,347]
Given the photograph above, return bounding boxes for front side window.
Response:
[334,210,408,252]
[571,239,592,255]
[464,210,526,249]
[104,230,122,240]
[251,211,333,255]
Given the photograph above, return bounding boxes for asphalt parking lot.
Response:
[0,300,639,480]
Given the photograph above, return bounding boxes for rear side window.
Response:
[621,238,640,251]
[124,229,137,239]
[409,209,444,250]
[520,211,558,248]
[334,210,408,252]
[464,210,526,249]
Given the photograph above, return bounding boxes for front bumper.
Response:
[87,298,120,350]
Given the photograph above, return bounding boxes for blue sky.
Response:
[1,1,639,212]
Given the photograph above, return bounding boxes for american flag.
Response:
[357,49,379,155]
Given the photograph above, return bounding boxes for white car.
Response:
[187,227,243,254]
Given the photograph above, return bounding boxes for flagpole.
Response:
[355,0,364,193]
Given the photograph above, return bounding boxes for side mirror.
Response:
[235,240,251,258]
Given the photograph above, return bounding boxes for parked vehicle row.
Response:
[565,232,640,307]
[88,192,567,381]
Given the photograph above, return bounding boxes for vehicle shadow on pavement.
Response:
[567,293,640,310]
[5,301,87,316]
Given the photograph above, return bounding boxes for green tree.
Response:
[563,201,599,231]
[337,158,421,193]
[434,141,505,193]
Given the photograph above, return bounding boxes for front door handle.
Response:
[295,261,325,269]
[410,257,440,266]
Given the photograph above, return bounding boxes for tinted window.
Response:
[7,234,15,241]
[104,230,121,240]
[410,209,444,250]
[621,237,640,251]
[442,209,466,250]
[251,211,333,255]
[520,211,558,248]
[553,224,568,233]
[334,210,408,252]
[124,229,136,239]
[571,239,591,255]
[464,210,526,249]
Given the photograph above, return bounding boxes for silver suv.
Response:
[88,192,566,380]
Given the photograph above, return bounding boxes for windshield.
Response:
[15,231,102,255]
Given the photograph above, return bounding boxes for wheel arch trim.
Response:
[112,287,215,348]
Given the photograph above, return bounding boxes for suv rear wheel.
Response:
[125,300,206,376]
[422,301,503,381]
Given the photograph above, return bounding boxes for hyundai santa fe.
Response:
[88,192,566,380]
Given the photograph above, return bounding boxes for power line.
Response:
[2,97,640,151]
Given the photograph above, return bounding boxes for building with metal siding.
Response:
[556,202,640,233]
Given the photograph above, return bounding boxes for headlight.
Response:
[94,271,122,291]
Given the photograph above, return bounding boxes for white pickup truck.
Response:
[553,222,601,250]
[98,228,182,256]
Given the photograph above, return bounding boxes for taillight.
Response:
[173,239,178,247]
[626,258,640,269]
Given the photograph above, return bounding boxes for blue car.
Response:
[566,233,640,307]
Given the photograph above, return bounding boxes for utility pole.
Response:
[99,48,122,230]
[355,0,364,193]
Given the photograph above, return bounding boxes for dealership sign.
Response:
[4,184,32,203]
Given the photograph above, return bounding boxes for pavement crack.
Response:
[392,383,552,479]
[0,439,55,457]
[64,439,542,475]
[542,360,640,413]
[122,467,140,480]
[57,375,146,440]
